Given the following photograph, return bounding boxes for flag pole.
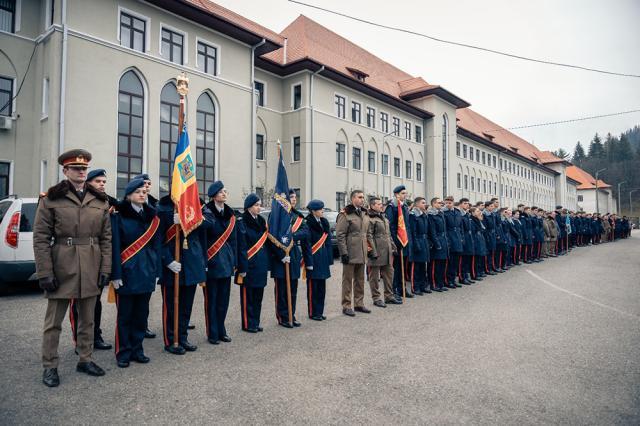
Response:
[400,250,406,301]
[285,246,293,325]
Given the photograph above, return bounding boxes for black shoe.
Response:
[293,320,301,327]
[343,308,356,317]
[486,271,497,275]
[455,283,463,288]
[207,339,220,345]
[117,359,130,368]
[422,289,432,294]
[220,335,232,343]
[257,327,264,332]
[310,316,323,321]
[385,298,400,304]
[94,340,112,350]
[321,316,327,320]
[180,341,197,352]
[474,277,483,281]
[165,345,187,354]
[354,306,371,314]
[446,285,456,289]
[243,328,259,333]
[279,322,293,328]
[42,368,59,387]
[144,329,156,339]
[414,290,424,296]
[405,293,414,298]
[187,323,196,330]
[373,300,386,308]
[131,354,150,363]
[441,287,449,291]
[76,361,105,377]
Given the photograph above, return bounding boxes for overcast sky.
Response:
[215,0,640,154]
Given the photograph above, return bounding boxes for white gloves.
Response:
[173,213,180,224]
[155,277,159,285]
[281,256,291,263]
[240,272,247,278]
[167,261,182,273]
[306,266,314,270]
[112,279,123,289]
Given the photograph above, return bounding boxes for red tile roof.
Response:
[566,165,611,189]
[535,150,567,165]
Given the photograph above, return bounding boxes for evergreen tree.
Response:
[604,133,619,163]
[588,133,605,159]
[616,133,634,162]
[572,141,586,165]
[552,148,570,159]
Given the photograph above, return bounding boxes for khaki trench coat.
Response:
[366,209,395,266]
[335,204,369,265]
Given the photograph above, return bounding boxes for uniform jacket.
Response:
[305,213,334,279]
[496,215,508,248]
[384,199,411,256]
[534,216,545,243]
[336,204,369,265]
[427,207,448,260]
[366,209,395,267]
[555,213,567,238]
[33,181,112,299]
[482,209,497,251]
[520,212,533,244]
[202,202,244,280]
[270,208,312,279]
[460,210,475,256]
[500,217,513,248]
[408,208,430,263]
[157,195,207,286]
[471,216,488,256]
[512,218,524,245]
[442,206,464,253]
[237,211,269,288]
[111,201,161,294]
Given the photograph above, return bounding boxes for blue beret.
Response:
[133,173,150,181]
[289,189,297,196]
[393,185,406,194]
[244,193,260,210]
[208,180,224,198]
[307,199,324,211]
[124,178,145,196]
[87,168,106,182]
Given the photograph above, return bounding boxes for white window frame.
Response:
[352,146,362,171]
[334,92,347,119]
[335,142,347,168]
[415,124,422,143]
[44,0,54,29]
[159,23,188,64]
[0,159,14,195]
[351,100,361,124]
[392,116,400,136]
[365,105,376,129]
[291,136,301,163]
[381,153,389,176]
[380,111,389,133]
[195,37,221,76]
[117,6,151,53]
[416,162,423,182]
[253,78,267,107]
[41,77,49,119]
[39,160,47,193]
[290,81,303,110]
[0,75,16,117]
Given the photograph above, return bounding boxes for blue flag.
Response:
[565,214,572,234]
[268,144,293,250]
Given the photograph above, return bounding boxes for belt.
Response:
[56,237,99,246]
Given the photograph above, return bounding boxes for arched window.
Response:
[159,82,180,197]
[117,70,144,197]
[442,114,448,196]
[196,92,216,196]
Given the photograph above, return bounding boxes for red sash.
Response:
[247,231,268,259]
[207,216,236,260]
[121,216,160,264]
[311,232,328,254]
[165,224,178,244]
[292,215,303,233]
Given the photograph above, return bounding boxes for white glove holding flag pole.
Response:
[306,265,313,270]
[173,213,180,224]
[240,272,247,278]
[112,279,123,290]
[281,256,291,263]
[167,261,182,273]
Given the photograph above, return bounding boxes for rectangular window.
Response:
[404,121,411,140]
[381,154,389,175]
[41,77,49,118]
[463,144,468,159]
[292,84,302,110]
[335,95,346,119]
[197,41,217,75]
[336,192,346,211]
[456,141,461,156]
[482,151,486,165]
[366,107,375,128]
[351,101,361,124]
[477,178,481,192]
[405,160,412,179]
[380,112,389,133]
[457,173,461,189]
[476,150,480,162]
[0,161,9,198]
[292,136,300,162]
[492,155,496,168]
[0,76,13,116]
[368,151,375,173]
[483,179,487,193]
[336,143,345,167]
[256,134,264,160]
[577,195,583,202]
[393,157,401,177]
[352,147,361,170]
[392,117,400,136]
[120,12,146,52]
[464,175,468,190]
[494,182,497,194]
[469,146,474,160]
[0,0,15,33]
[416,163,422,181]
[254,81,265,107]
[471,177,475,191]
[415,125,422,143]
[161,28,184,64]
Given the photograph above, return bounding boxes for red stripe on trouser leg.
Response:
[458,256,463,281]
[472,256,476,277]
[485,257,488,272]
[499,252,503,268]
[411,263,415,292]
[444,259,449,285]
[202,286,210,339]
[274,279,281,323]
[162,286,169,347]
[308,279,313,318]
[114,294,120,355]
[431,262,436,287]
[242,287,248,330]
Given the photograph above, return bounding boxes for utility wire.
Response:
[483,109,640,133]
[289,0,640,78]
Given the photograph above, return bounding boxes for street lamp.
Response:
[617,181,626,214]
[630,188,640,217]
[595,168,606,214]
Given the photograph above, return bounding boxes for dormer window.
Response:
[346,67,369,83]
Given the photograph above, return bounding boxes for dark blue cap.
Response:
[289,189,296,196]
[244,193,260,210]
[393,185,406,194]
[307,199,324,211]
[208,181,224,198]
[87,168,106,182]
[133,173,150,181]
[124,178,145,196]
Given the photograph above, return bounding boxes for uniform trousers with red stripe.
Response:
[203,277,231,341]
[446,252,461,285]
[275,278,298,323]
[461,254,473,279]
[115,292,151,362]
[161,284,196,347]
[429,260,446,290]
[306,279,326,318]
[240,286,264,330]
[410,262,428,293]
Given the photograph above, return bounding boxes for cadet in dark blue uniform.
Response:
[497,208,511,270]
[237,194,268,333]
[408,197,430,295]
[157,194,207,355]
[202,181,244,344]
[471,207,488,280]
[110,179,161,368]
[271,190,312,328]
[458,198,475,284]
[305,200,333,320]
[518,205,533,263]
[555,206,567,254]
[385,185,412,302]
[427,198,448,292]
[482,201,499,273]
[512,210,524,264]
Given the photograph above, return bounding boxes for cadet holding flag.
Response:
[385,185,410,303]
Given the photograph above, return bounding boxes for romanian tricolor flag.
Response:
[397,203,409,247]
[171,125,203,238]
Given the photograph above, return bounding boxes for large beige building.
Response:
[0,0,581,211]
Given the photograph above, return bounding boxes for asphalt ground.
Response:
[1,234,639,425]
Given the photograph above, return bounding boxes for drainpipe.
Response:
[250,38,265,192]
[309,65,324,199]
[58,0,68,180]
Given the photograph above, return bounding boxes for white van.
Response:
[0,196,39,285]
